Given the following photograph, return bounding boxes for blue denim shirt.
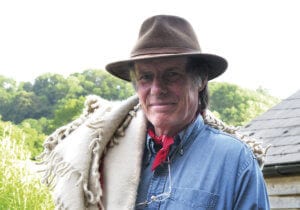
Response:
[135,115,270,210]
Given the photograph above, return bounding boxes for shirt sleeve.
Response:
[233,149,270,210]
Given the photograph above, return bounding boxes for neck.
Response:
[149,115,198,137]
[154,128,176,137]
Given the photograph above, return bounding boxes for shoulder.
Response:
[202,110,266,168]
[205,125,252,152]
[204,125,257,172]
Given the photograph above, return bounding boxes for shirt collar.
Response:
[146,115,205,155]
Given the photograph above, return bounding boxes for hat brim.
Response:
[105,53,228,81]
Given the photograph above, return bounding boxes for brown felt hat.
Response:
[106,15,228,81]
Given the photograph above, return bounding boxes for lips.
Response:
[149,101,176,106]
[148,102,176,112]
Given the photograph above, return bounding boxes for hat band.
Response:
[131,47,201,58]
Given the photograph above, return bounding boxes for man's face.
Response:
[134,57,199,136]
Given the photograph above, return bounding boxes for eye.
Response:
[138,72,153,82]
[164,70,182,82]
[166,71,179,77]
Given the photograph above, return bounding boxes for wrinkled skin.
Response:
[134,57,202,136]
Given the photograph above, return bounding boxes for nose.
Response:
[151,76,167,95]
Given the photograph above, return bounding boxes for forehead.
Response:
[134,57,187,71]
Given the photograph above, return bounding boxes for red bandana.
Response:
[148,128,174,171]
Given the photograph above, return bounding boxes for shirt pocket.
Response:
[169,187,219,209]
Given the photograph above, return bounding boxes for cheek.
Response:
[136,86,148,108]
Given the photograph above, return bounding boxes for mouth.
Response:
[148,102,176,111]
[149,102,175,106]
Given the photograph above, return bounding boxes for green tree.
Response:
[4,91,35,123]
[47,96,86,133]
[208,82,279,126]
[73,69,134,100]
[0,76,17,120]
[18,81,34,92]
[33,73,69,105]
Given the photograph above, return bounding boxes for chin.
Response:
[149,116,173,129]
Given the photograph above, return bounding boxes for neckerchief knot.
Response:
[148,128,174,171]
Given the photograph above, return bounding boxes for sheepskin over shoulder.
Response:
[38,95,268,210]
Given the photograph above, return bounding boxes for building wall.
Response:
[265,175,300,209]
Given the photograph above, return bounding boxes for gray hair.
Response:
[185,58,209,114]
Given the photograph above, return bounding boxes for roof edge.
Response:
[263,162,300,177]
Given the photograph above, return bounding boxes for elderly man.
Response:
[40,15,269,209]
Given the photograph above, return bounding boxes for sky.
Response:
[0,0,299,99]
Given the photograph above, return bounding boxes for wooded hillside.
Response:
[0,69,279,158]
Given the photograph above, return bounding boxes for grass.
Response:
[0,125,54,210]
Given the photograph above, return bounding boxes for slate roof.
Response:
[242,90,300,166]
